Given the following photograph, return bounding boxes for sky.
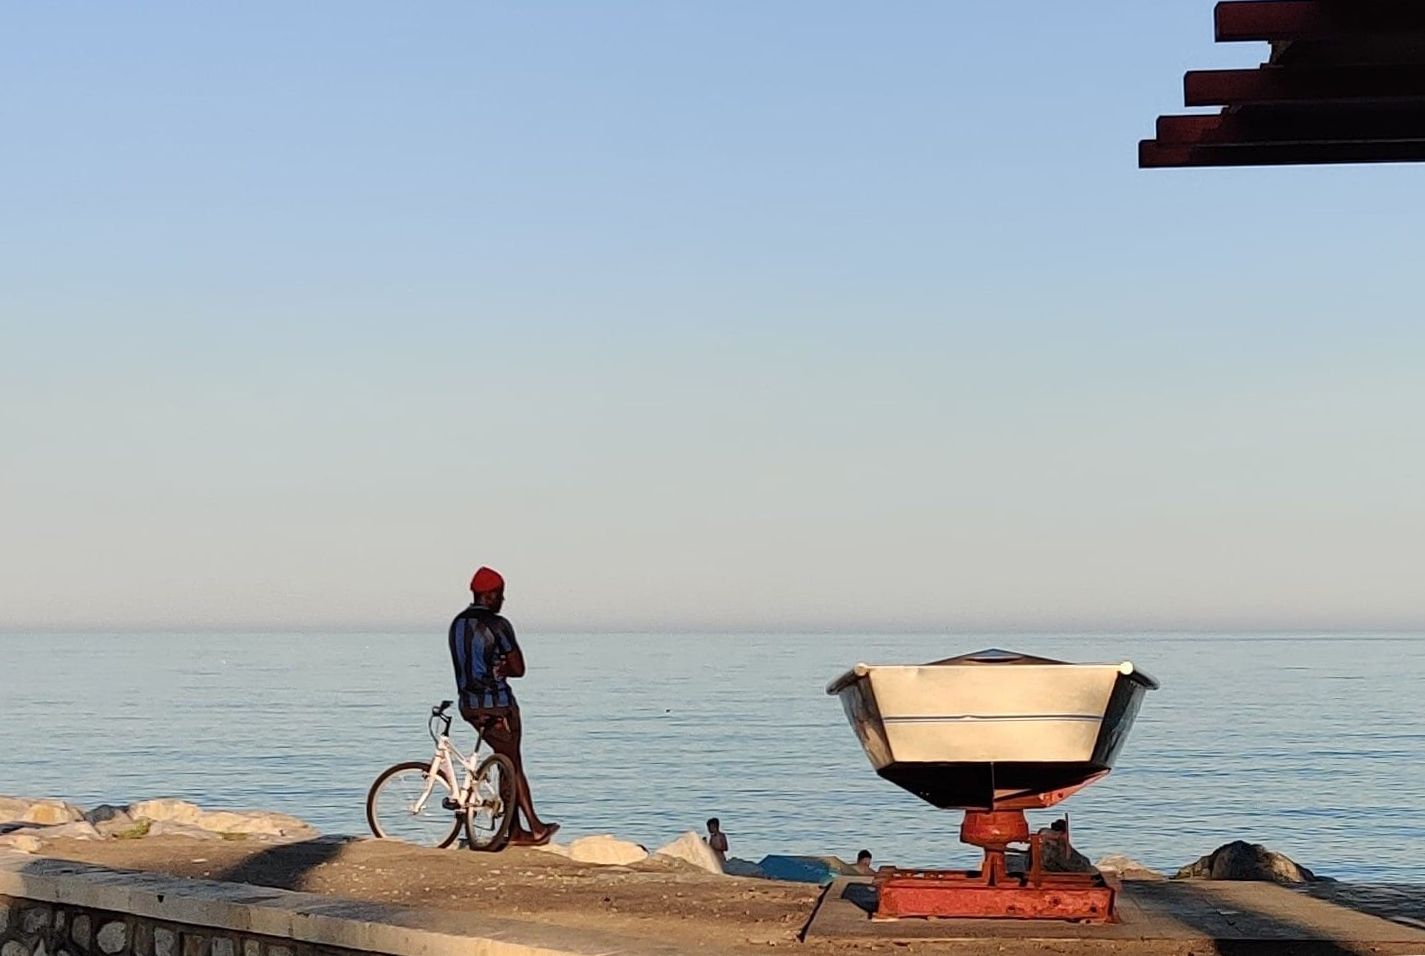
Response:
[3,2,1423,632]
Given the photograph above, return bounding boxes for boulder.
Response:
[128,800,316,838]
[1174,841,1319,884]
[653,831,725,874]
[1094,854,1166,881]
[1037,827,1095,873]
[0,796,85,826]
[35,821,103,841]
[0,833,44,853]
[566,834,648,866]
[127,800,205,825]
[146,821,222,841]
[84,805,134,826]
[722,857,767,879]
[530,842,572,858]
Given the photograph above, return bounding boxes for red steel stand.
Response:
[873,810,1116,922]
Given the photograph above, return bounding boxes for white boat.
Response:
[826,648,1158,810]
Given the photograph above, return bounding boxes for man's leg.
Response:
[482,708,556,843]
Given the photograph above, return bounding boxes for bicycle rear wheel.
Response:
[464,753,517,851]
[367,761,462,848]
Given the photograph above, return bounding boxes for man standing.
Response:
[449,566,559,847]
[705,817,729,868]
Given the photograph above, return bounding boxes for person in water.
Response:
[854,849,875,875]
[449,566,559,847]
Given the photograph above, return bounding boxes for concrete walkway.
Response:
[0,849,706,956]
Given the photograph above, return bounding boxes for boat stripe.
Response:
[882,714,1101,723]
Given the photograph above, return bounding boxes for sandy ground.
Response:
[34,837,1240,956]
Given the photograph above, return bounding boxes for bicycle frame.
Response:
[412,729,488,814]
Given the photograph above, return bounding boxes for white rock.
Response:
[0,796,84,826]
[530,842,571,858]
[652,831,725,874]
[36,822,103,841]
[566,834,648,866]
[145,822,221,841]
[195,809,314,837]
[127,800,315,837]
[127,800,204,825]
[0,834,43,853]
[1094,854,1166,881]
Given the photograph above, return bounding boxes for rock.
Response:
[145,822,221,841]
[1174,841,1319,883]
[529,841,572,858]
[566,834,648,866]
[1037,827,1095,873]
[127,800,205,825]
[35,822,103,842]
[22,906,53,935]
[71,915,91,948]
[652,831,725,874]
[210,939,235,956]
[1094,854,1166,881]
[133,921,153,956]
[0,797,84,826]
[96,922,127,955]
[154,928,176,956]
[2,942,29,956]
[85,806,135,829]
[127,801,315,838]
[722,857,767,878]
[0,833,44,854]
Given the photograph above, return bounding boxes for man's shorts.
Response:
[461,705,521,744]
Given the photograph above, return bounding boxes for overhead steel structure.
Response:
[1142,1,1425,168]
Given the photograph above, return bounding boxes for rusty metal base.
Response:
[872,811,1116,922]
[874,867,1116,921]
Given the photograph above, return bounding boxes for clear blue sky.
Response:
[3,2,1422,631]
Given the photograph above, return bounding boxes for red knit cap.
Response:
[470,566,505,593]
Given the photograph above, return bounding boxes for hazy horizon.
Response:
[5,3,1423,633]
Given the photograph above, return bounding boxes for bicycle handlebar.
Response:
[429,700,454,742]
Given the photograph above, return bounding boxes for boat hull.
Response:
[828,652,1156,810]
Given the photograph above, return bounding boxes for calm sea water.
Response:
[2,632,1422,882]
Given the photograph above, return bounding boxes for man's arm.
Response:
[496,620,526,679]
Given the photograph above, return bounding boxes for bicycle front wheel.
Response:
[367,761,462,848]
[464,753,517,851]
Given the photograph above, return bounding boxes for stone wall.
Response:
[0,896,354,956]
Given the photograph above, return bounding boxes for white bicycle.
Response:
[366,700,516,850]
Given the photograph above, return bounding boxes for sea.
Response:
[2,632,1422,882]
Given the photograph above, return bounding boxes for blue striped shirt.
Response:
[448,605,518,711]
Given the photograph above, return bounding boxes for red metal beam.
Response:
[1154,105,1425,144]
[1185,65,1425,106]
[1214,1,1425,43]
[1140,136,1425,167]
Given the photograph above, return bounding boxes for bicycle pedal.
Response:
[441,798,460,811]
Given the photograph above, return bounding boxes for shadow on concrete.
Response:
[212,836,354,891]
[839,881,877,916]
[1302,881,1425,932]
[1129,879,1420,956]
